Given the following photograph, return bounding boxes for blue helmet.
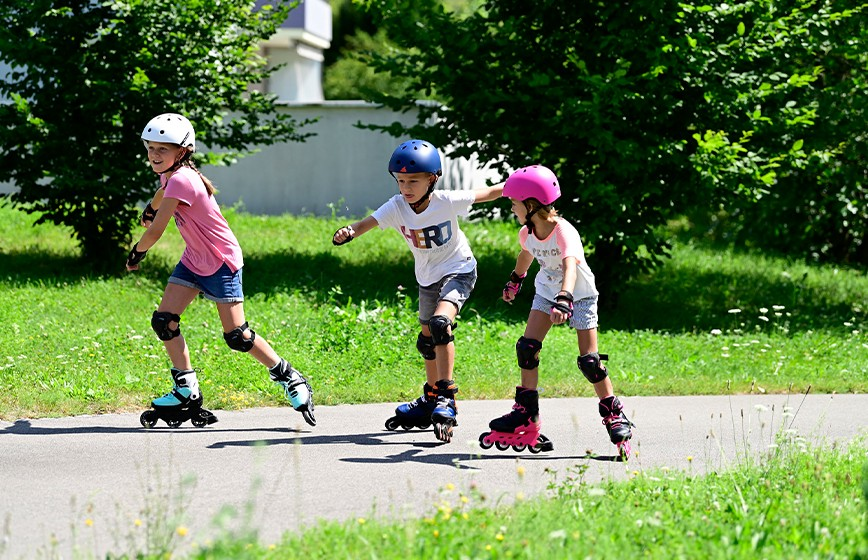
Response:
[388,139,442,176]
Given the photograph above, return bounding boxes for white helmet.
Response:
[141,113,196,152]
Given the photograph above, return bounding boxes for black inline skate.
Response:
[140,368,217,428]
[479,387,553,453]
[385,383,436,431]
[599,395,634,459]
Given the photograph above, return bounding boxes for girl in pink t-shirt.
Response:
[125,113,315,429]
[479,165,634,460]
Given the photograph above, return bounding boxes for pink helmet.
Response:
[503,165,561,205]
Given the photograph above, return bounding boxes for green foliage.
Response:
[353,0,867,302]
[0,0,310,268]
[677,0,868,264]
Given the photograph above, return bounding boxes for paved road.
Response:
[1,394,865,559]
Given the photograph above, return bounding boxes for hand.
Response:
[140,203,158,227]
[332,225,355,246]
[125,243,147,271]
[550,291,573,324]
[502,270,526,303]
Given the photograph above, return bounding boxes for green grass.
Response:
[1,204,866,559]
[0,204,865,419]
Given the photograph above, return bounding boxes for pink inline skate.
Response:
[600,395,634,460]
[479,387,553,453]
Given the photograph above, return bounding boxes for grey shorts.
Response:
[418,269,477,324]
[531,294,599,330]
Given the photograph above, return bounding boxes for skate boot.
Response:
[270,359,316,426]
[385,383,437,431]
[431,379,459,443]
[599,395,634,460]
[479,387,553,453]
[140,368,218,428]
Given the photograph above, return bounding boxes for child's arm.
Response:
[550,256,578,324]
[140,187,166,227]
[473,183,504,204]
[503,249,534,303]
[125,197,180,271]
[332,215,379,246]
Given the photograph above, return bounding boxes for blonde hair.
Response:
[177,150,216,196]
[525,198,558,220]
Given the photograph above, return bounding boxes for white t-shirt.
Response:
[372,190,477,286]
[519,217,598,301]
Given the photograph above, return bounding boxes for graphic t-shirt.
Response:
[161,167,243,276]
[519,217,598,301]
[372,190,477,286]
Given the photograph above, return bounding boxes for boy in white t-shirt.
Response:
[478,165,635,460]
[333,139,502,443]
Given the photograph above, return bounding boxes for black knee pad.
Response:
[429,315,454,346]
[416,332,436,360]
[224,322,256,352]
[151,311,181,341]
[578,352,609,383]
[516,336,543,370]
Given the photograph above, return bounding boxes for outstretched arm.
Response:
[333,215,379,246]
[473,183,504,204]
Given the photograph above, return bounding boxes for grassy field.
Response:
[0,204,864,420]
[1,204,866,559]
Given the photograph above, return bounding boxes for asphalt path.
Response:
[1,393,865,559]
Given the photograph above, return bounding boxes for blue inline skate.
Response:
[431,379,458,443]
[140,368,217,428]
[385,383,436,431]
[270,359,316,426]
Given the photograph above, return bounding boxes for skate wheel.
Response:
[478,432,493,450]
[528,443,542,454]
[384,417,400,431]
[165,419,182,428]
[417,423,431,430]
[494,441,510,451]
[302,410,316,427]
[191,417,206,428]
[512,444,527,453]
[140,410,157,429]
[400,424,414,431]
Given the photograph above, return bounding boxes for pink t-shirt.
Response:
[161,167,243,276]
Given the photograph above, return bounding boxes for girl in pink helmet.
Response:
[479,165,634,459]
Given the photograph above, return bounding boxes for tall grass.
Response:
[0,204,865,419]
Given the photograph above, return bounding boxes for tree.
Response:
[0,0,310,268]
[356,0,866,303]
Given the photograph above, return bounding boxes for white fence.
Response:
[0,102,498,218]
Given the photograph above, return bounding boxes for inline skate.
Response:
[431,379,459,443]
[385,383,436,431]
[479,387,553,453]
[270,359,316,426]
[600,395,634,460]
[140,368,217,428]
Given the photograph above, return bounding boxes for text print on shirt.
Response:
[401,220,453,249]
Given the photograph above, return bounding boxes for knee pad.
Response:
[151,311,181,341]
[416,332,436,360]
[578,352,609,383]
[516,336,543,370]
[429,315,454,346]
[224,322,256,352]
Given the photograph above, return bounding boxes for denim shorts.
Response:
[531,294,599,330]
[168,262,245,304]
[418,269,477,324]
